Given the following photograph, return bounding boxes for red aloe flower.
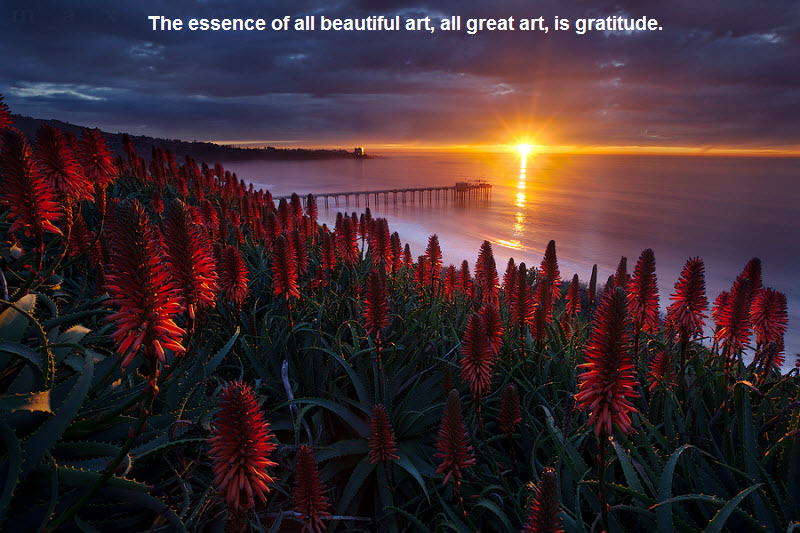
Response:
[209,381,277,514]
[566,274,581,318]
[443,265,458,300]
[163,199,218,320]
[627,249,659,333]
[442,364,454,394]
[415,255,430,293]
[0,129,63,241]
[369,218,393,272]
[575,288,639,439]
[403,243,413,269]
[104,199,184,368]
[219,245,250,307]
[150,189,164,215]
[291,228,309,275]
[290,193,303,228]
[77,128,115,188]
[350,212,359,238]
[614,256,628,289]
[34,124,91,201]
[481,303,504,355]
[522,467,564,533]
[712,291,730,326]
[306,193,318,224]
[667,257,708,342]
[271,234,299,300]
[460,313,496,398]
[740,257,762,303]
[503,257,517,304]
[512,264,534,330]
[716,276,752,354]
[475,240,499,305]
[277,198,291,232]
[293,445,331,533]
[0,94,12,133]
[460,260,473,297]
[321,231,336,273]
[532,303,548,345]
[362,269,390,336]
[435,390,476,485]
[368,404,399,464]
[391,232,403,275]
[264,209,278,249]
[540,240,562,302]
[751,288,788,346]
[497,382,521,438]
[648,351,675,392]
[535,276,554,323]
[426,234,443,286]
[336,216,359,266]
[588,264,598,310]
[199,199,219,233]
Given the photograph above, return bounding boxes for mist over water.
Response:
[223,152,800,369]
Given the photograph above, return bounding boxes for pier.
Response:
[276,181,492,209]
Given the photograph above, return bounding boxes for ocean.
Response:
[221,151,800,370]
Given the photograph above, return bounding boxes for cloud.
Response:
[0,0,797,148]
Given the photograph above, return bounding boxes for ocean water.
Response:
[221,152,800,369]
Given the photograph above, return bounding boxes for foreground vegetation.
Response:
[0,95,796,532]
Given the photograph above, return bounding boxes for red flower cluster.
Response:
[34,124,91,201]
[163,199,218,320]
[540,240,562,303]
[209,381,277,513]
[667,257,708,342]
[105,199,184,368]
[219,244,250,307]
[575,288,639,438]
[435,390,476,485]
[522,467,564,533]
[497,382,521,438]
[751,288,788,346]
[627,249,659,333]
[460,311,497,399]
[368,404,399,464]
[2,129,64,244]
[475,240,499,305]
[362,268,390,336]
[293,445,332,533]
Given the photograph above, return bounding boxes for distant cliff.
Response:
[11,114,371,162]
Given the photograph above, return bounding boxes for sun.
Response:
[517,143,532,156]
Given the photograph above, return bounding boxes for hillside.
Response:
[11,114,369,163]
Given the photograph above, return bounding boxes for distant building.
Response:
[354,147,365,157]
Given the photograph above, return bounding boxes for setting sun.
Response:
[517,143,532,156]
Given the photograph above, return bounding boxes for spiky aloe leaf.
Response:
[21,354,93,478]
[656,445,695,533]
[292,398,371,438]
[50,464,149,492]
[0,294,36,343]
[0,340,42,370]
[53,324,90,364]
[95,486,187,532]
[0,391,51,414]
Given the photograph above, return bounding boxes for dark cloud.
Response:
[1,0,798,148]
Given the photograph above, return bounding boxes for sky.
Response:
[1,0,799,151]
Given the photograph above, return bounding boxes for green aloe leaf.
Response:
[0,391,52,414]
[20,355,94,478]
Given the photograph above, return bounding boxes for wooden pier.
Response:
[276,181,492,209]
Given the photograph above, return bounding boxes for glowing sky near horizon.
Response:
[0,0,798,151]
